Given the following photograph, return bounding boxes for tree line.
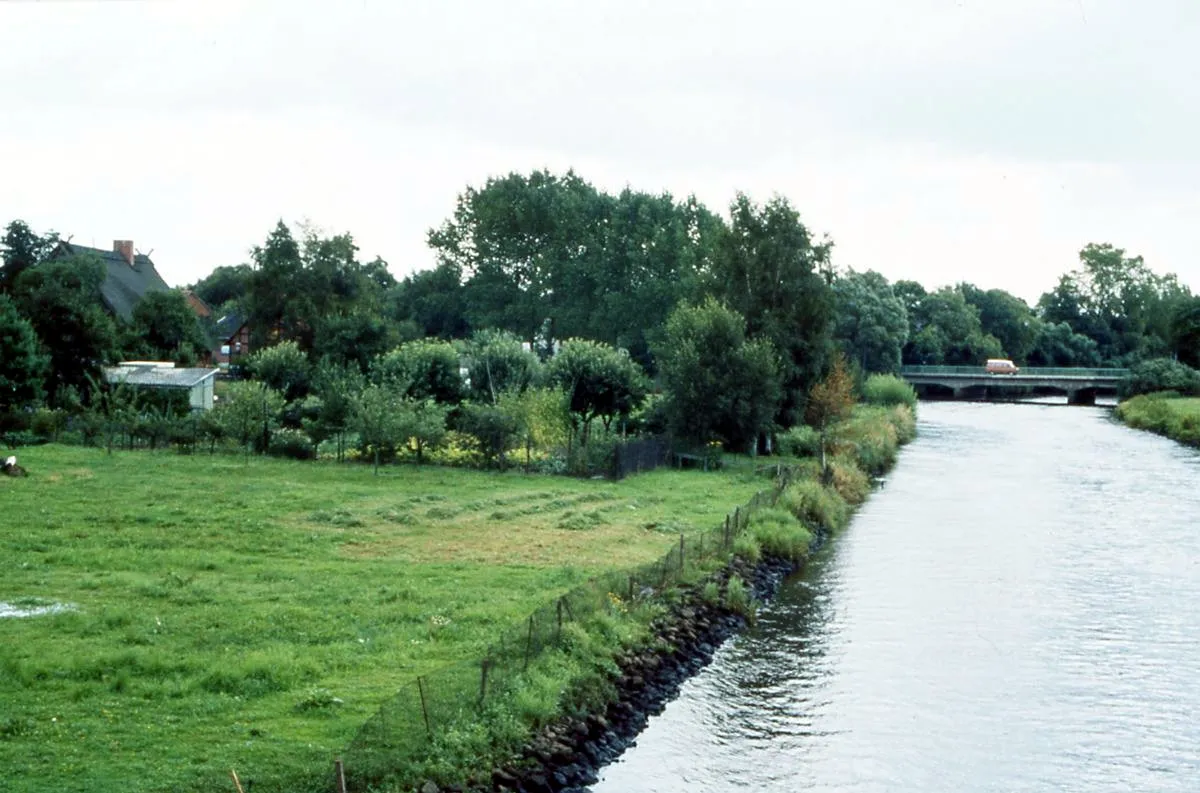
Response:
[3,167,1199,464]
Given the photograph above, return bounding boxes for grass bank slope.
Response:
[1114,393,1200,447]
[0,446,762,793]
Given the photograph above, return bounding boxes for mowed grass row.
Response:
[0,446,764,793]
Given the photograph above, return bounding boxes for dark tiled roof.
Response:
[54,242,171,322]
[214,311,246,342]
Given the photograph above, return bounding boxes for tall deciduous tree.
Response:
[0,294,48,411]
[128,289,210,364]
[544,338,649,447]
[1,220,58,294]
[12,255,119,402]
[832,269,909,374]
[653,297,781,452]
[712,193,835,426]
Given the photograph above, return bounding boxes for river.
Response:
[592,400,1200,792]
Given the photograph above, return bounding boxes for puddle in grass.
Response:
[0,599,77,618]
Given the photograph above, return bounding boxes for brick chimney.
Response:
[113,240,134,266]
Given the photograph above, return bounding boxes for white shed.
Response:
[103,362,220,411]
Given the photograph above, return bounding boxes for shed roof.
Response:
[104,366,219,389]
[54,242,171,322]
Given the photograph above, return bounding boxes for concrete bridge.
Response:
[899,366,1129,405]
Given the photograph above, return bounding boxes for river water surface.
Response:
[593,401,1200,792]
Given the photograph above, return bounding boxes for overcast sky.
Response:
[2,0,1197,303]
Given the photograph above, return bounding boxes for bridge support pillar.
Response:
[1067,388,1096,406]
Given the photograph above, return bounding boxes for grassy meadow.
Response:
[0,446,764,793]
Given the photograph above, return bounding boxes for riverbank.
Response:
[468,403,916,793]
[1114,392,1200,446]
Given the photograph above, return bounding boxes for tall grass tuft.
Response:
[778,479,849,533]
[748,507,813,561]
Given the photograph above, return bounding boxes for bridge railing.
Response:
[899,366,1129,378]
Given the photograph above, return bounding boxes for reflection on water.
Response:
[593,402,1200,792]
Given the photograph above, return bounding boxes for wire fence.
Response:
[340,482,783,791]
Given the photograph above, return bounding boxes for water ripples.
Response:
[594,402,1200,792]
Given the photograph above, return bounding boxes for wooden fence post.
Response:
[479,657,491,708]
[334,758,347,793]
[523,614,535,670]
[556,599,563,643]
[417,676,432,737]
[679,533,685,572]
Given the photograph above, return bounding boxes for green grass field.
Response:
[0,446,764,793]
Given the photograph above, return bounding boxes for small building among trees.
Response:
[103,362,219,411]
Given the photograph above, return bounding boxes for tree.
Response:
[12,254,119,402]
[351,384,403,474]
[805,352,855,480]
[372,339,465,405]
[1170,297,1200,369]
[190,263,253,310]
[1119,358,1200,398]
[902,287,1002,365]
[394,399,450,465]
[544,338,649,448]
[464,328,540,404]
[1,220,58,294]
[1026,321,1102,367]
[388,262,471,340]
[427,169,721,363]
[0,294,48,412]
[214,380,286,458]
[302,361,364,461]
[653,297,781,452]
[456,402,519,468]
[246,339,311,403]
[128,289,210,364]
[711,193,835,426]
[958,284,1037,363]
[832,269,909,374]
[313,312,405,374]
[497,386,572,470]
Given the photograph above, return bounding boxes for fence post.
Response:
[734,507,741,533]
[679,533,685,572]
[556,598,563,643]
[724,515,731,547]
[334,758,347,793]
[417,676,431,737]
[479,656,491,708]
[628,574,635,601]
[524,614,535,670]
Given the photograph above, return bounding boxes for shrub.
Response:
[861,374,917,408]
[777,425,820,458]
[778,479,849,533]
[268,428,315,460]
[30,407,68,442]
[749,507,813,561]
[700,580,721,606]
[834,406,903,475]
[1119,358,1200,398]
[828,457,871,505]
[731,533,761,564]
